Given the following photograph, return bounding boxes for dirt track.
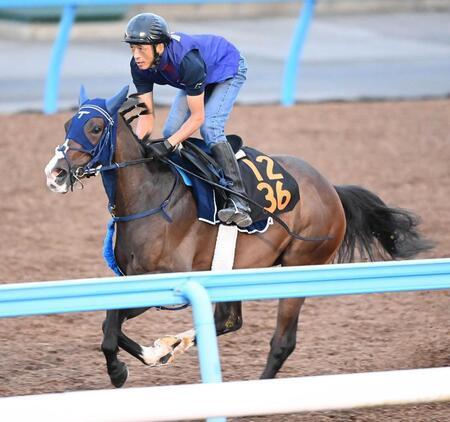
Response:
[0,100,449,421]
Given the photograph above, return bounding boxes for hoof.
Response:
[109,361,128,388]
[141,330,195,366]
[158,339,181,365]
[159,352,173,365]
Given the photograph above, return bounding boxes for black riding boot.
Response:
[211,142,253,228]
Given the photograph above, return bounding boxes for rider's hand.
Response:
[145,138,175,160]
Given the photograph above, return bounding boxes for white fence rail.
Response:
[1,367,450,421]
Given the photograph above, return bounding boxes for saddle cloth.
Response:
[169,136,300,234]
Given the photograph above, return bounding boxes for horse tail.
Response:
[334,185,433,263]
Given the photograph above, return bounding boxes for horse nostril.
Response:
[54,168,68,184]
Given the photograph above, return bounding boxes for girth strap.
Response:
[110,169,178,224]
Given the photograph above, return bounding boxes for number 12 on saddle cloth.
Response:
[237,146,300,223]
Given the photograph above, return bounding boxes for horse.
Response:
[44,86,432,388]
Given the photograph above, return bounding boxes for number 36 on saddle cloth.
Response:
[169,136,300,234]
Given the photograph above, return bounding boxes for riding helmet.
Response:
[124,13,171,45]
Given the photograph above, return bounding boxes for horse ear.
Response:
[64,117,73,134]
[105,85,129,115]
[79,85,89,106]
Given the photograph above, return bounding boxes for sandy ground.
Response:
[0,99,449,421]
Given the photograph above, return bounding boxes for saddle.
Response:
[177,135,243,200]
[119,97,300,232]
[170,136,300,231]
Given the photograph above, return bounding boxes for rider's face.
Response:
[130,44,154,70]
[130,43,164,70]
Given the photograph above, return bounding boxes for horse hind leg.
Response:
[214,301,243,336]
[260,238,342,379]
[139,302,244,365]
[138,329,196,366]
[260,297,305,379]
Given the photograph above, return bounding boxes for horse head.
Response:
[45,85,129,193]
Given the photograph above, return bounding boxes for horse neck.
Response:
[112,116,176,216]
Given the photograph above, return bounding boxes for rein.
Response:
[62,97,330,242]
[121,100,331,242]
[75,151,330,242]
[75,157,153,178]
[164,158,332,242]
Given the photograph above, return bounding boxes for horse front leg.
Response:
[101,309,128,388]
[108,308,150,366]
[115,307,196,367]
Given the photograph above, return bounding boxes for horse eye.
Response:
[92,126,102,134]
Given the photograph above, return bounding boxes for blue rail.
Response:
[0,0,315,113]
[1,258,449,422]
[2,259,450,318]
[282,0,315,105]
[178,281,222,385]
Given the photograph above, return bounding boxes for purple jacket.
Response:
[131,32,241,94]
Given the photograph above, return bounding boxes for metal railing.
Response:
[1,258,450,387]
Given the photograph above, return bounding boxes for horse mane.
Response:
[118,99,147,149]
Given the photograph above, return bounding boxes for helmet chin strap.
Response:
[151,44,161,68]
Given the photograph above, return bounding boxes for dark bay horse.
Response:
[44,86,431,387]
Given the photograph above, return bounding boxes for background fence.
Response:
[0,0,315,113]
[1,258,450,421]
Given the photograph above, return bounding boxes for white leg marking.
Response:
[140,329,196,366]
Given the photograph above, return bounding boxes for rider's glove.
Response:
[145,138,175,160]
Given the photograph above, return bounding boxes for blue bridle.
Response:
[59,97,120,206]
[58,87,177,235]
[63,101,115,172]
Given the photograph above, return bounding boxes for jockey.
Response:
[124,13,252,228]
